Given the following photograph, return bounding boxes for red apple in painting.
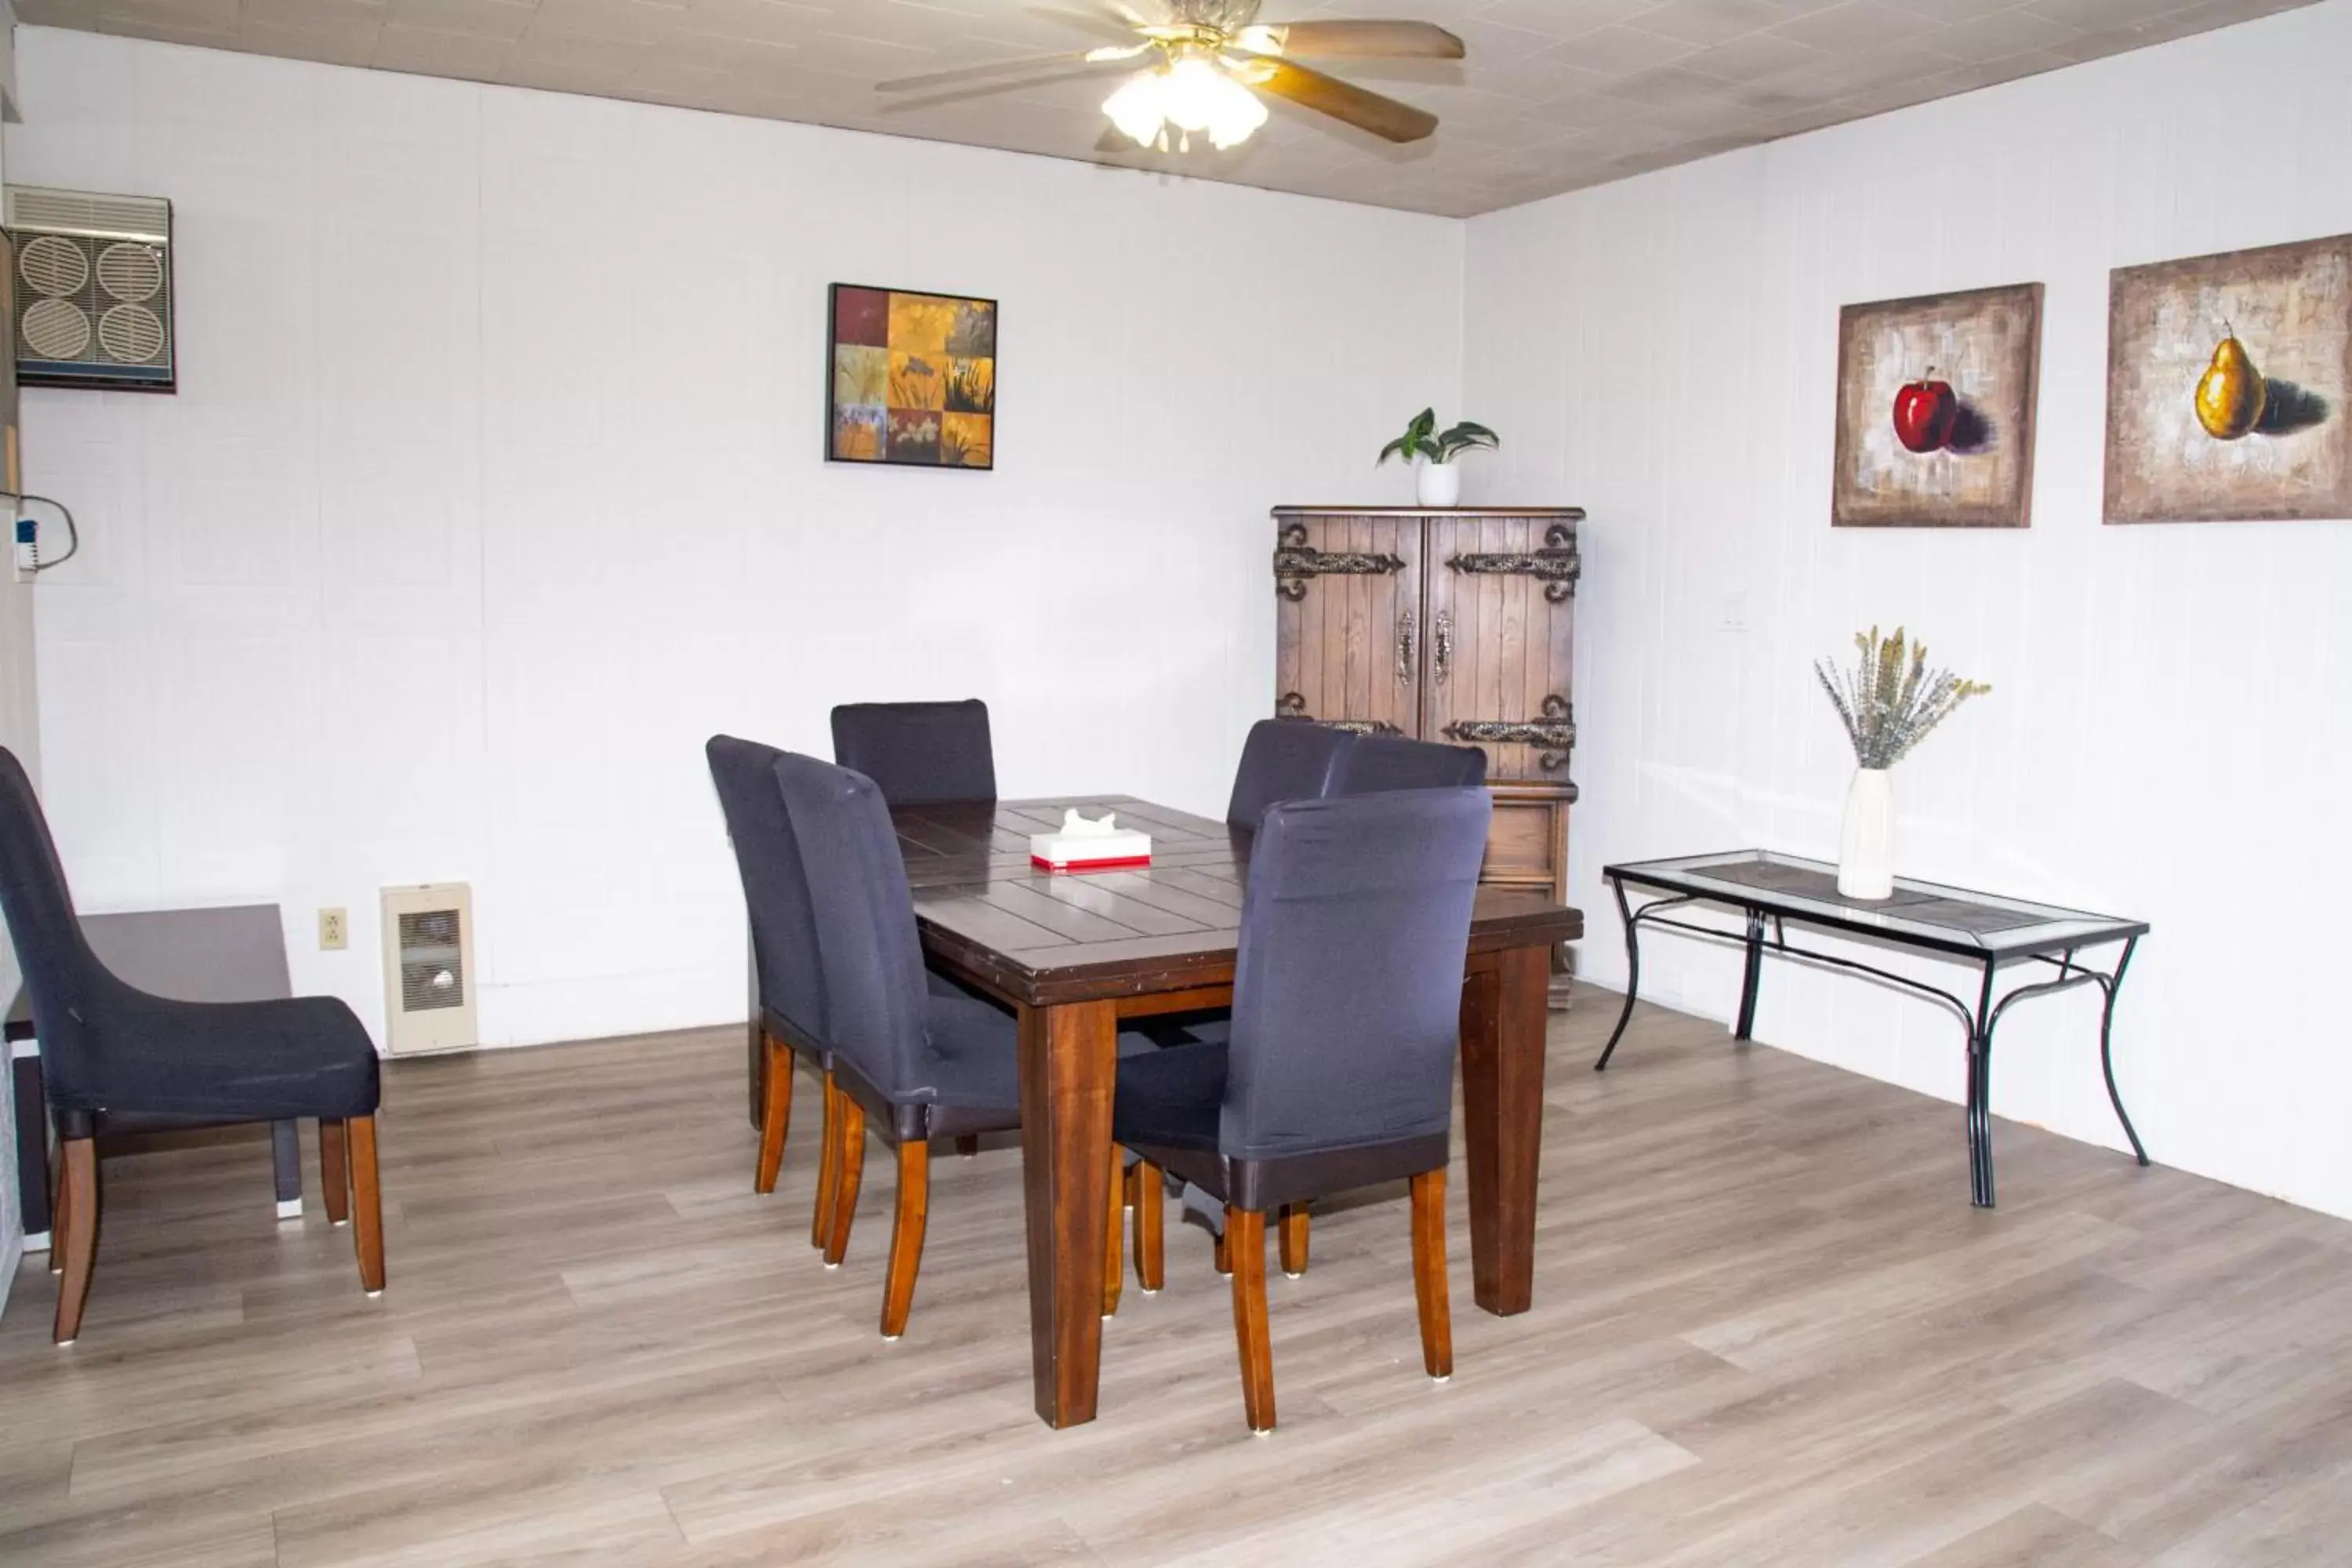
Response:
[1893,368,1958,453]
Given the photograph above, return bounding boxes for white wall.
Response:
[5,24,1462,1051]
[0,0,27,1313]
[1465,1,2352,1221]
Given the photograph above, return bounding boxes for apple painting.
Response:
[1893,368,1958,453]
[1832,282,2042,528]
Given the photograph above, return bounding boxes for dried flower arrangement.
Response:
[1815,626,1991,770]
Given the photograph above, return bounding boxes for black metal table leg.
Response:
[1593,875,1641,1072]
[1733,908,1766,1040]
[1967,961,1998,1209]
[2100,935,2148,1167]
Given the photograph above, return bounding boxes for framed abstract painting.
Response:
[828,284,996,470]
[2103,234,2352,524]
[1831,282,2043,529]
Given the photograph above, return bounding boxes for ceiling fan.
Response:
[875,2,1465,153]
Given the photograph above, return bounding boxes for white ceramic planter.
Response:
[1416,459,1462,507]
[1837,768,1896,900]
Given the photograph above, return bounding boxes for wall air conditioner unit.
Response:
[5,185,176,393]
[380,884,477,1054]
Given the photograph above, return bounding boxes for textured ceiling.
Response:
[15,0,2322,216]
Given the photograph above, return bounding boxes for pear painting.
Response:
[2193,328,2266,440]
[2105,234,2352,524]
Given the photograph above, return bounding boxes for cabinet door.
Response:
[1272,514,1423,735]
[1421,516,1577,782]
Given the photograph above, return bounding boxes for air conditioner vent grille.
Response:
[20,234,88,296]
[96,242,164,303]
[6,185,170,241]
[8,184,177,392]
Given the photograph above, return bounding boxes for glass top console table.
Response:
[1594,850,2151,1208]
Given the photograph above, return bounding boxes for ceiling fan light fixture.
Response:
[1103,70,1169,147]
[1206,82,1267,148]
[1104,54,1267,152]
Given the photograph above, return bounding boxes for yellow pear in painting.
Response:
[2194,328,2267,440]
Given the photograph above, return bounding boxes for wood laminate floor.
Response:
[5,990,2350,1566]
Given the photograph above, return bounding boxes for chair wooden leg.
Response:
[53,1137,98,1344]
[824,1094,866,1268]
[754,1034,792,1195]
[811,1070,839,1251]
[1225,1206,1274,1433]
[880,1140,930,1339]
[350,1114,387,1295]
[1278,1202,1310,1278]
[1134,1160,1163,1292]
[48,1148,69,1274]
[1214,1226,1231,1276]
[955,1134,980,1158]
[1410,1168,1451,1381]
[319,1117,351,1225]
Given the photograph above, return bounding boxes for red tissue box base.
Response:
[1029,855,1152,874]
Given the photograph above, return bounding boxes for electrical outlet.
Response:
[318,908,347,951]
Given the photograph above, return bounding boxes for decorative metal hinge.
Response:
[1442,695,1575,771]
[1445,523,1581,602]
[1276,692,1402,736]
[1274,521,1406,602]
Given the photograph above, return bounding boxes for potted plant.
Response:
[1378,408,1498,506]
[1814,627,1989,899]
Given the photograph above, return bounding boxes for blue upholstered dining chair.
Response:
[0,746,387,1345]
[707,735,852,1254]
[772,750,1152,1338]
[1224,719,1355,831]
[1113,787,1493,1433]
[1176,725,1491,1280]
[1327,733,1488,796]
[829,699,996,806]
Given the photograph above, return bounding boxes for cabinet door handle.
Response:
[1433,611,1453,686]
[1396,609,1417,685]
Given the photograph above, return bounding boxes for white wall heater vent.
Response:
[5,184,176,394]
[380,883,477,1054]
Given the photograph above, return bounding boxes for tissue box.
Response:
[1029,825,1152,873]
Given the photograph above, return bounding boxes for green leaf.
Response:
[1377,437,1407,466]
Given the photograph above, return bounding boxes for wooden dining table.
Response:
[891,794,1584,1431]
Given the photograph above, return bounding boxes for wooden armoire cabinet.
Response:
[1271,505,1582,1000]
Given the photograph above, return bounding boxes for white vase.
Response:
[1416,459,1461,507]
[1837,768,1896,900]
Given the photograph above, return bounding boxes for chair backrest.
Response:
[705,735,826,1044]
[1225,720,1356,830]
[771,752,931,1097]
[1327,734,1488,797]
[0,746,108,1093]
[1221,788,1493,1161]
[829,699,996,806]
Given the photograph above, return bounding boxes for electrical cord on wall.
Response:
[5,493,79,572]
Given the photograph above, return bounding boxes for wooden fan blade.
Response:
[1235,56,1438,142]
[876,46,1134,93]
[1247,20,1465,59]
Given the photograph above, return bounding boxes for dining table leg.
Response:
[1459,942,1550,1317]
[1017,996,1120,1428]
